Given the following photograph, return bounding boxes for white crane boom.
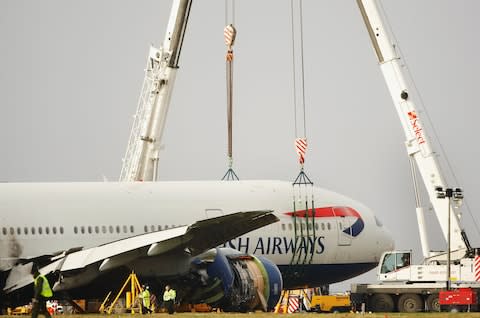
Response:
[356,0,467,257]
[120,0,192,182]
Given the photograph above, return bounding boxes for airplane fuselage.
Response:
[0,180,393,288]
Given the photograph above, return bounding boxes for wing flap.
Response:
[185,210,279,255]
[60,227,187,271]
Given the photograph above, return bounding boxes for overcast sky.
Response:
[1,1,479,290]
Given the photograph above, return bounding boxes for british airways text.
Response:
[222,236,326,255]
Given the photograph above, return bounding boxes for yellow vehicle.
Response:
[310,295,351,313]
[7,305,31,315]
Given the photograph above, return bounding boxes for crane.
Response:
[120,0,192,182]
[356,0,470,260]
[351,0,480,312]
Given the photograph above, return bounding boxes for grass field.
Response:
[6,313,480,318]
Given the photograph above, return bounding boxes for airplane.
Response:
[0,179,394,312]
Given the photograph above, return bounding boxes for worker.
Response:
[163,285,176,314]
[401,253,410,267]
[30,263,53,318]
[140,285,152,314]
[149,291,158,313]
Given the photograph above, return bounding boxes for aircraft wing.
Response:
[3,210,277,293]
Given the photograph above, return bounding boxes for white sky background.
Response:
[1,1,479,291]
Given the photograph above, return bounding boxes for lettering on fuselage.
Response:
[222,236,325,255]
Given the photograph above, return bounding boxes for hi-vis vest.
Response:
[35,275,53,298]
[141,289,150,307]
[163,289,176,301]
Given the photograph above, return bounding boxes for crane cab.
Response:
[378,251,412,281]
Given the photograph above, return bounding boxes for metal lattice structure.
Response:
[120,47,165,181]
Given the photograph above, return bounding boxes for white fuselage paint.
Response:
[0,180,393,276]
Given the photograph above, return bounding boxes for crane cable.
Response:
[291,0,308,168]
[289,0,315,269]
[222,0,239,181]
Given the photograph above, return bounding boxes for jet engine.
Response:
[188,248,282,312]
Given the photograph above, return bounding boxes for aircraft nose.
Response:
[372,215,394,256]
[377,225,395,257]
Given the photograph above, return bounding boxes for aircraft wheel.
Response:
[369,294,394,312]
[426,294,440,312]
[397,293,423,312]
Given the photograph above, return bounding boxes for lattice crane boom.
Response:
[120,0,192,182]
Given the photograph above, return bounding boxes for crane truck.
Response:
[350,0,480,312]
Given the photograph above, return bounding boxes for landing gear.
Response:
[319,285,329,295]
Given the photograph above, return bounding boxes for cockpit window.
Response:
[374,216,383,227]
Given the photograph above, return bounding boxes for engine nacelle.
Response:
[191,248,282,312]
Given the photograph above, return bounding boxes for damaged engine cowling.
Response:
[188,248,282,312]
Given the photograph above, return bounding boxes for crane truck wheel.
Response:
[426,294,440,312]
[397,293,423,312]
[369,294,394,312]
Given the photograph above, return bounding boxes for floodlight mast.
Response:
[356,0,468,260]
[120,0,192,182]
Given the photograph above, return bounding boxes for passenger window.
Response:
[17,227,21,235]
[2,228,6,235]
[315,223,319,230]
[60,227,64,234]
[24,227,28,235]
[102,226,106,234]
[150,225,155,232]
[158,225,162,231]
[109,225,113,233]
[144,225,148,233]
[123,225,127,233]
[74,226,78,234]
[165,225,169,229]
[10,227,14,235]
[130,225,134,233]
[81,226,85,234]
[95,226,99,234]
[31,227,36,235]
[327,223,331,230]
[321,223,325,231]
[288,223,293,230]
[45,227,50,235]
[281,224,286,231]
[38,227,42,235]
[116,225,120,233]
[52,227,57,234]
